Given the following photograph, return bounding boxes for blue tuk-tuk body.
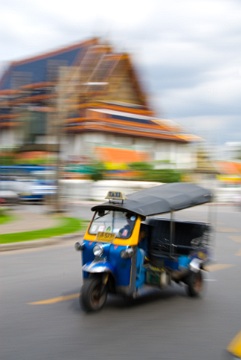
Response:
[75,183,213,312]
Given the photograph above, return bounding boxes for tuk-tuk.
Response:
[75,183,213,312]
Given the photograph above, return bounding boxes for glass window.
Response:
[89,210,136,239]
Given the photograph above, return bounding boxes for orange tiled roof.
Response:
[216,161,241,175]
[95,147,149,163]
[0,37,197,145]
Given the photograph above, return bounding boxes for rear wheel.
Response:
[81,277,108,312]
[186,270,203,297]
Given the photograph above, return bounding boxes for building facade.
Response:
[0,37,198,169]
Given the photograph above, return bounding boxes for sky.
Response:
[1,0,241,147]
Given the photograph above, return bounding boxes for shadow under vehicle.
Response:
[75,183,213,312]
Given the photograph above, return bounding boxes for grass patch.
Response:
[0,217,83,244]
[0,212,15,225]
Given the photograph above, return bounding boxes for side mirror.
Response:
[120,247,134,259]
[75,241,85,251]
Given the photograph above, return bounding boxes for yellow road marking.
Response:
[235,249,241,256]
[28,263,235,305]
[227,330,241,357]
[205,263,234,272]
[29,293,79,305]
[229,235,241,244]
[218,227,240,233]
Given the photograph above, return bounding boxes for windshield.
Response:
[89,210,137,239]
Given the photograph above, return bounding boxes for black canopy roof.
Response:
[91,183,212,217]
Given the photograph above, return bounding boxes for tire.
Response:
[186,270,203,297]
[80,277,108,312]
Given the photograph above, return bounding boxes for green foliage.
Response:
[89,161,106,181]
[128,162,153,171]
[15,157,51,165]
[144,169,183,183]
[128,161,183,183]
[0,154,16,165]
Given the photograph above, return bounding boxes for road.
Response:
[1,204,241,360]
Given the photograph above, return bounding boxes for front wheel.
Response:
[185,270,203,297]
[81,277,108,312]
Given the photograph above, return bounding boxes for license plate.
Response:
[96,232,116,242]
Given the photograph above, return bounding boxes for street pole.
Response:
[53,67,67,212]
[53,64,85,212]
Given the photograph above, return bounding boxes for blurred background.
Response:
[1,3,241,360]
[0,0,241,209]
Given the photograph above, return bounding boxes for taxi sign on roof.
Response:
[105,191,125,202]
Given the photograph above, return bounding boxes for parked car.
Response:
[18,179,56,202]
[0,178,19,205]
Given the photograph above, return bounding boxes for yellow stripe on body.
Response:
[84,217,142,246]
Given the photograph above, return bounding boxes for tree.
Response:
[89,161,106,181]
[128,161,183,183]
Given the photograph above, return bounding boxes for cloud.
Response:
[174,115,241,145]
[156,66,241,115]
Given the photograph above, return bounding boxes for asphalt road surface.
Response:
[1,204,241,360]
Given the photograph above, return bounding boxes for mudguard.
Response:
[189,258,203,272]
[82,260,114,274]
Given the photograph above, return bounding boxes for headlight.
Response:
[121,247,134,259]
[93,244,104,257]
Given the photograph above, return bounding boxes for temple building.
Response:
[0,37,198,169]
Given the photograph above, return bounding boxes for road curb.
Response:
[0,232,83,252]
